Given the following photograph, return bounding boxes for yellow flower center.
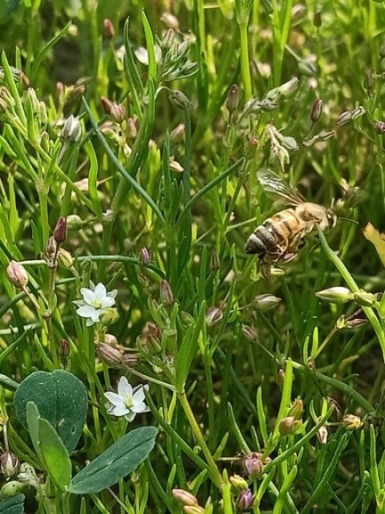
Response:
[124,396,133,409]
[90,299,102,308]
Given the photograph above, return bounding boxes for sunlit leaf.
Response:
[363,223,385,267]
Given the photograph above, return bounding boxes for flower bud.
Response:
[235,489,255,511]
[336,110,353,126]
[0,452,19,480]
[169,157,184,173]
[351,106,365,120]
[288,398,303,420]
[363,69,373,91]
[45,236,57,263]
[253,294,281,311]
[59,339,70,358]
[317,425,328,444]
[170,123,185,144]
[172,488,198,506]
[279,416,302,436]
[315,286,353,304]
[139,247,151,266]
[275,77,299,98]
[226,84,240,115]
[353,291,377,307]
[110,102,126,124]
[6,261,28,288]
[168,90,192,110]
[160,279,174,306]
[96,343,124,367]
[210,249,220,272]
[229,474,249,492]
[57,248,74,269]
[206,306,223,327]
[126,117,138,139]
[100,96,113,114]
[243,452,264,479]
[160,12,180,30]
[61,115,82,142]
[66,214,84,230]
[310,98,323,123]
[0,480,24,498]
[103,18,115,39]
[374,121,385,134]
[242,325,258,342]
[183,507,204,514]
[342,414,363,431]
[53,217,67,244]
[99,307,120,326]
[298,59,317,76]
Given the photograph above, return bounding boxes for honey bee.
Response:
[245,169,337,278]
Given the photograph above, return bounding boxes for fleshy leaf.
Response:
[69,426,158,494]
[0,494,24,514]
[363,223,385,267]
[14,370,87,453]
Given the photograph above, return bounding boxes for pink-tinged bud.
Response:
[45,236,57,264]
[6,261,28,288]
[226,84,240,114]
[169,158,184,173]
[206,306,223,327]
[103,18,115,39]
[160,280,174,306]
[253,294,281,311]
[243,452,264,479]
[310,99,323,123]
[139,247,151,265]
[242,325,258,342]
[235,489,255,511]
[288,398,304,420]
[160,12,180,30]
[317,425,328,444]
[100,96,113,114]
[336,110,353,126]
[59,339,70,358]
[172,488,198,506]
[61,115,82,142]
[375,121,385,134]
[126,117,138,139]
[315,286,353,304]
[139,322,162,354]
[53,217,67,244]
[110,102,126,124]
[279,416,296,436]
[96,343,124,367]
[0,451,19,480]
[342,414,363,431]
[170,124,185,145]
[229,474,248,491]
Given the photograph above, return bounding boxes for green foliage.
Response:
[0,494,24,514]
[14,370,87,454]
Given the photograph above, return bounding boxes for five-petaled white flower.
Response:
[104,377,150,422]
[74,282,117,326]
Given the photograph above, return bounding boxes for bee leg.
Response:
[259,259,272,281]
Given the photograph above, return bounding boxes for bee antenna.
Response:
[339,217,359,225]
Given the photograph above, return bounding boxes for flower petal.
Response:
[117,376,132,397]
[81,288,96,304]
[132,402,150,414]
[132,385,148,404]
[100,297,115,309]
[125,411,136,422]
[94,283,107,300]
[76,305,97,318]
[104,391,125,407]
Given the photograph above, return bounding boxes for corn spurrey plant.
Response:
[0,1,385,513]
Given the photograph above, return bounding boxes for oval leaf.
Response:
[14,370,87,453]
[69,426,158,494]
[0,494,24,514]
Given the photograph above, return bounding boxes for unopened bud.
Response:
[235,489,255,511]
[183,506,204,514]
[210,249,220,272]
[310,99,323,123]
[45,236,57,262]
[353,291,377,307]
[170,123,185,144]
[242,325,258,342]
[169,158,184,173]
[0,451,19,480]
[342,414,363,431]
[206,306,223,327]
[226,84,240,114]
[96,343,124,367]
[288,398,303,420]
[266,77,299,102]
[336,110,353,126]
[103,18,115,39]
[351,106,365,120]
[160,279,174,306]
[59,339,70,358]
[53,217,67,244]
[66,214,84,230]
[7,261,28,288]
[110,102,126,124]
[229,474,249,492]
[243,452,264,479]
[61,115,82,142]
[298,59,317,77]
[253,294,281,311]
[139,247,151,265]
[168,90,192,110]
[99,307,120,326]
[100,96,113,114]
[315,286,353,304]
[126,117,138,139]
[17,463,39,488]
[279,416,302,436]
[0,480,24,498]
[172,488,198,506]
[160,12,180,30]
[375,121,385,134]
[57,248,74,269]
[317,425,328,444]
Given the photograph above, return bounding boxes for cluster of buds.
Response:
[96,341,139,369]
[336,106,365,126]
[229,475,256,511]
[172,488,204,513]
[279,398,304,436]
[158,30,198,81]
[138,322,162,355]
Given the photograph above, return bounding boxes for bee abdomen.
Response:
[245,225,278,255]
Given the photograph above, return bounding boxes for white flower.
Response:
[134,46,162,65]
[104,377,150,422]
[73,281,117,326]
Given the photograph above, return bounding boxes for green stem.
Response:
[239,20,252,99]
[177,390,223,490]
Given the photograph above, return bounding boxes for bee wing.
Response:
[257,169,305,206]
